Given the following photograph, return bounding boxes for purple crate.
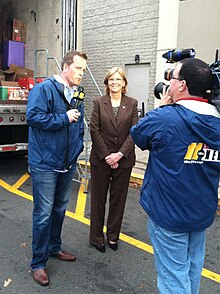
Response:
[1,40,25,68]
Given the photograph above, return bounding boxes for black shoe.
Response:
[91,243,106,253]
[108,240,118,251]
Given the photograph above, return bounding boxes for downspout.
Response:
[65,0,70,53]
[62,0,70,55]
[62,0,66,56]
[70,0,77,50]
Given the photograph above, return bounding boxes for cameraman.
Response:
[130,58,220,294]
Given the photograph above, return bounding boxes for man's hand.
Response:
[159,86,173,106]
[66,109,81,123]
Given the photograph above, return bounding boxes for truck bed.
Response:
[0,100,27,105]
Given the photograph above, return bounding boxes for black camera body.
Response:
[154,49,195,99]
[154,68,174,99]
[209,51,220,110]
[154,48,220,111]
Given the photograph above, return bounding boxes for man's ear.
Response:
[63,63,69,72]
[179,80,186,92]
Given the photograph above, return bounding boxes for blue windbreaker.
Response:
[130,100,220,232]
[26,77,84,170]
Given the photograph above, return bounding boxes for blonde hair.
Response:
[104,67,128,95]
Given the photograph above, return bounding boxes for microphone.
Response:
[162,48,196,63]
[71,86,85,109]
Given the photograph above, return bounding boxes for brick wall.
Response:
[81,0,160,119]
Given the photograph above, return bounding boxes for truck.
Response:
[0,0,83,153]
[0,102,28,153]
[0,78,32,153]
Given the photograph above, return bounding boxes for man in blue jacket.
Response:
[26,50,87,286]
[130,58,220,294]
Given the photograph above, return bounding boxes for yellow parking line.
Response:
[0,179,33,201]
[0,175,219,284]
[12,172,30,189]
[75,178,89,217]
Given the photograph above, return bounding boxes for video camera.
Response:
[154,49,196,99]
[209,50,220,110]
[154,48,220,111]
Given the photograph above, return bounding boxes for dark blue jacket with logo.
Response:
[26,77,84,171]
[130,100,220,232]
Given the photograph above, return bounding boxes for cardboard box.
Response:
[0,2,13,42]
[0,81,19,87]
[0,87,8,100]
[0,81,21,101]
[0,81,28,101]
[12,19,26,43]
[0,69,5,81]
[1,40,25,69]
[4,64,34,81]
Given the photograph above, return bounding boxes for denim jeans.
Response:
[30,165,76,270]
[148,217,206,294]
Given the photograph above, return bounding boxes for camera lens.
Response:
[154,82,169,99]
[164,69,174,81]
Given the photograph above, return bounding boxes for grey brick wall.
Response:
[81,0,160,119]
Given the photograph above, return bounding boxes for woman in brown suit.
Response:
[89,67,138,252]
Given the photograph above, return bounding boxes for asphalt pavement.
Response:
[0,153,219,294]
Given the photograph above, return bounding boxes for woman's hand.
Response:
[110,162,119,169]
[105,152,122,165]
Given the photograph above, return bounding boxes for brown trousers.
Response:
[89,164,132,245]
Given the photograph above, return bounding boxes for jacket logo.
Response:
[184,143,203,160]
[184,143,220,163]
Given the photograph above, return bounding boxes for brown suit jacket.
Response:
[89,94,138,168]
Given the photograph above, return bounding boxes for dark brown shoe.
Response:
[91,243,106,253]
[52,250,76,262]
[33,269,49,286]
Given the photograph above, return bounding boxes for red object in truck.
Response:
[18,77,34,90]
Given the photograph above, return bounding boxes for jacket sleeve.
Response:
[26,83,69,131]
[130,108,165,151]
[90,98,111,160]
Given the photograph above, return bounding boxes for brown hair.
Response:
[61,50,88,70]
[104,67,128,95]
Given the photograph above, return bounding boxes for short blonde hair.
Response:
[104,67,128,95]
